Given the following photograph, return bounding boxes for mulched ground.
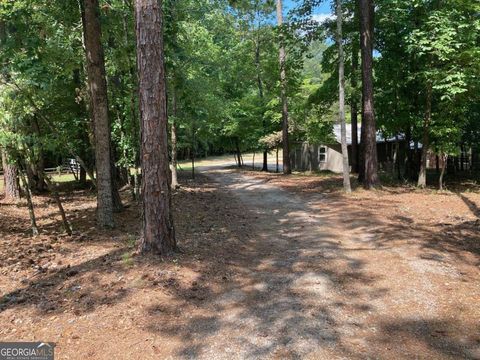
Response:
[0,174,257,358]
[0,170,478,359]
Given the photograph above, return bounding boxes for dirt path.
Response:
[0,168,478,359]
[187,168,480,359]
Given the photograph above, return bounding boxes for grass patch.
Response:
[51,173,77,183]
[121,252,134,267]
[124,234,137,249]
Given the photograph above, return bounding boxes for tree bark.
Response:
[404,126,416,181]
[359,0,379,189]
[191,150,195,180]
[136,0,176,254]
[31,117,46,192]
[417,83,432,188]
[110,150,124,213]
[276,0,291,175]
[336,0,352,193]
[79,165,87,185]
[276,146,279,173]
[394,136,401,180]
[460,145,465,171]
[170,86,179,189]
[133,166,140,199]
[235,138,242,168]
[75,154,96,186]
[191,123,196,180]
[35,154,46,192]
[44,175,72,236]
[255,33,268,173]
[81,0,115,228]
[19,168,39,236]
[2,150,20,202]
[350,35,359,173]
[439,154,447,191]
[26,164,35,192]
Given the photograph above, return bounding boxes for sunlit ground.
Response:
[0,151,283,193]
[178,150,284,171]
[0,173,77,193]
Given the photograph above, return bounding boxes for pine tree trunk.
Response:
[171,87,179,189]
[394,137,401,180]
[2,151,20,202]
[404,126,416,181]
[359,0,379,189]
[262,151,268,172]
[81,0,115,228]
[276,146,279,173]
[460,145,465,171]
[439,154,447,190]
[336,0,352,193]
[19,169,39,236]
[351,36,359,173]
[191,124,196,180]
[31,117,46,192]
[110,154,124,213]
[235,138,242,168]
[191,152,195,180]
[276,0,291,175]
[133,166,140,199]
[417,83,432,188]
[136,0,176,254]
[255,34,269,173]
[110,84,125,211]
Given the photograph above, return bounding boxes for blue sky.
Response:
[284,0,333,19]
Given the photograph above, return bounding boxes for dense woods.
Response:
[0,0,479,243]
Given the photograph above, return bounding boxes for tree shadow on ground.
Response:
[366,209,480,267]
[1,170,478,359]
[0,248,129,315]
[144,172,375,358]
[0,192,143,316]
[279,172,480,266]
[142,171,478,359]
[458,193,480,218]
[364,318,479,359]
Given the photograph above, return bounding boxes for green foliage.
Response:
[0,0,90,166]
[375,0,479,157]
[0,0,478,181]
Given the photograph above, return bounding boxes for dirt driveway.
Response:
[0,168,478,359]
[192,168,479,359]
